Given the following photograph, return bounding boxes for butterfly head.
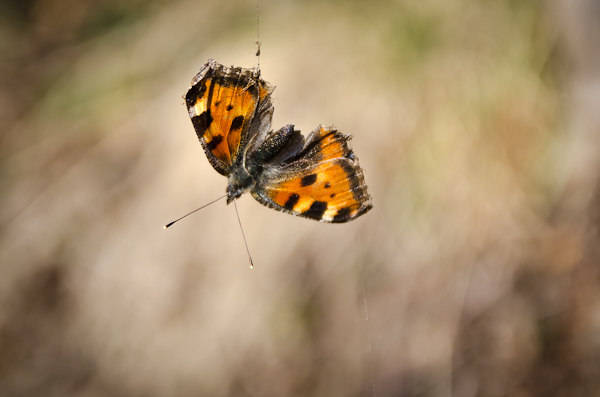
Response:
[226,166,254,204]
[226,184,244,204]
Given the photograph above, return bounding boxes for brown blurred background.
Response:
[1,0,600,396]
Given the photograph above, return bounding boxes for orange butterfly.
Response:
[185,59,372,223]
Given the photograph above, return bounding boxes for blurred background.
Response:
[1,0,600,395]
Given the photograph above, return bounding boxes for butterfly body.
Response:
[185,59,372,223]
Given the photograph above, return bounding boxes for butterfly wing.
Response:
[251,125,373,223]
[185,59,273,176]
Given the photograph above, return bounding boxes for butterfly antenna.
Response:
[255,0,261,69]
[233,198,254,269]
[163,195,226,229]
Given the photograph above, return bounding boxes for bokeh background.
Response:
[2,0,600,395]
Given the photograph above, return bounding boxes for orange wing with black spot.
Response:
[251,125,372,223]
[185,59,273,176]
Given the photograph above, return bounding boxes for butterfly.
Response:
[184,59,372,223]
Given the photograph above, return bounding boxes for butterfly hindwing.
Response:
[251,125,372,223]
[185,60,273,175]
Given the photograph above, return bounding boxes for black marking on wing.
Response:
[333,207,351,223]
[205,135,223,151]
[340,160,363,201]
[185,80,208,109]
[300,174,317,187]
[230,115,244,131]
[284,194,300,210]
[192,111,213,138]
[191,76,217,140]
[302,201,327,219]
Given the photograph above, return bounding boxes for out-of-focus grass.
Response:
[1,0,598,396]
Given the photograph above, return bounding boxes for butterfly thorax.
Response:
[226,124,295,204]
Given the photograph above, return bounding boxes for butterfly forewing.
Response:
[185,60,267,175]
